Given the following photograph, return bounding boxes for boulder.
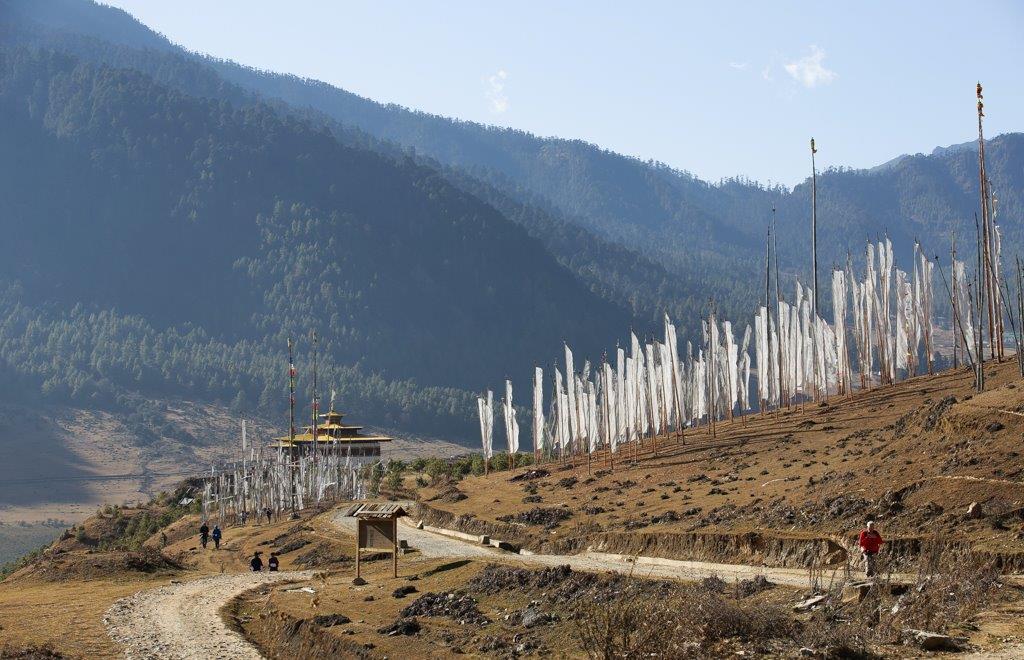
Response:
[793,594,828,612]
[967,501,984,519]
[842,580,873,604]
[904,629,963,652]
[377,617,421,636]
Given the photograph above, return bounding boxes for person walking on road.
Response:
[250,551,263,572]
[264,507,272,524]
[858,520,884,577]
[199,522,210,549]
[211,525,222,550]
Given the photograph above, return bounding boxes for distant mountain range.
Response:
[1,0,1022,450]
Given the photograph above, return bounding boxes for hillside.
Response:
[2,362,1024,658]
[420,359,1024,572]
[0,47,631,428]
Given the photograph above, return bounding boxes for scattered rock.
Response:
[431,487,467,503]
[650,511,681,525]
[519,604,555,628]
[392,585,418,598]
[510,469,550,482]
[736,575,775,597]
[401,591,490,625]
[967,502,984,519]
[904,629,963,652]
[986,422,1004,433]
[377,617,420,636]
[498,507,572,528]
[701,576,726,593]
[312,613,351,627]
[275,538,310,554]
[793,595,827,612]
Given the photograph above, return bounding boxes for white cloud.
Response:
[485,69,509,113]
[783,45,837,88]
[729,61,748,70]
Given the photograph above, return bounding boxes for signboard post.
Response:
[346,503,407,581]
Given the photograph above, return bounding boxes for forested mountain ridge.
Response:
[1,0,745,332]
[8,0,1021,317]
[0,47,633,442]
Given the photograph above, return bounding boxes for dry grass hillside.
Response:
[416,361,1024,571]
[1,362,1024,658]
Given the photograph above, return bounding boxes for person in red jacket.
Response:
[858,521,884,577]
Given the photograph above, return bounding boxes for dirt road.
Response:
[105,571,310,659]
[330,511,832,588]
[98,512,874,659]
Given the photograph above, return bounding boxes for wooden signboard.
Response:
[359,519,395,551]
[347,503,407,581]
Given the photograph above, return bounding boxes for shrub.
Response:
[424,457,452,483]
[385,468,404,492]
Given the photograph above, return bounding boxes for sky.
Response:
[102,1,1024,187]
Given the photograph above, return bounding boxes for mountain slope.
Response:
[0,47,631,441]
[11,0,1021,319]
[3,0,1023,425]
[2,0,737,334]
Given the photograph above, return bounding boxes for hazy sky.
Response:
[102,1,1024,186]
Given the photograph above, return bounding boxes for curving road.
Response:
[102,511,898,658]
[330,510,834,588]
[105,571,311,660]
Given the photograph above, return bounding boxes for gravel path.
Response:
[105,571,311,659]
[331,511,826,587]
[98,513,877,658]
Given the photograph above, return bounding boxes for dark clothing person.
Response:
[250,553,263,572]
[212,526,222,550]
[268,554,279,572]
[199,523,210,549]
[265,507,272,524]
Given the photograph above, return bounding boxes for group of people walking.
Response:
[198,522,222,550]
[196,520,282,572]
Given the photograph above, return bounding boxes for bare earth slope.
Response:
[419,361,1024,570]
